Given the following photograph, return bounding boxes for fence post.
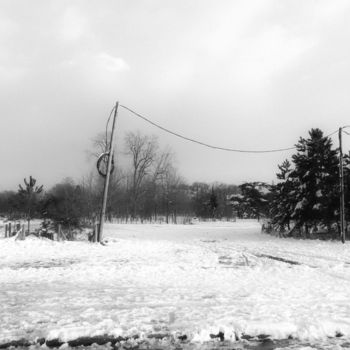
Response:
[5,223,8,238]
[16,223,21,234]
[9,222,12,237]
[22,224,25,240]
[94,222,98,242]
[58,224,62,241]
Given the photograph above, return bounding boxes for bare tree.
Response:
[86,130,183,221]
[79,171,100,222]
[147,148,174,220]
[125,131,158,218]
[160,166,183,223]
[87,132,111,159]
[83,132,126,221]
[152,149,173,182]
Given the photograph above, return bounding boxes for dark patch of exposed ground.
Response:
[1,333,349,350]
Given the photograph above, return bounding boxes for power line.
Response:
[342,126,350,136]
[119,104,339,154]
[120,105,294,153]
[324,130,339,138]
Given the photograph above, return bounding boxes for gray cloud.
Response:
[1,0,350,190]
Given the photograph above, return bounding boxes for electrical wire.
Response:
[120,105,296,153]
[326,130,340,137]
[342,126,350,136]
[120,104,340,154]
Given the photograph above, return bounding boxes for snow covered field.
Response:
[1,221,350,349]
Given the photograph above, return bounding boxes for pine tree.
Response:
[238,182,270,221]
[18,176,43,234]
[291,128,339,233]
[270,159,297,231]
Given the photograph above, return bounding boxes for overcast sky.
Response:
[1,0,350,191]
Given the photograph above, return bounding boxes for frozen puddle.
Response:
[1,221,350,349]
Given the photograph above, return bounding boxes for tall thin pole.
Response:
[98,102,119,242]
[339,127,346,243]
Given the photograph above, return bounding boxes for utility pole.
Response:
[98,102,119,242]
[339,127,345,243]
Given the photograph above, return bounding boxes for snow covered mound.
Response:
[1,220,350,347]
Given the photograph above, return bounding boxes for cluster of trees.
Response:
[270,128,349,236]
[0,176,85,232]
[228,129,350,237]
[1,128,348,239]
[0,176,44,232]
[0,131,241,231]
[78,131,241,223]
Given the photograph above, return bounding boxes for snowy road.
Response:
[1,221,350,349]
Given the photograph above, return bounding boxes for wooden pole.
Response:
[21,224,25,240]
[5,223,8,238]
[98,102,119,242]
[9,222,12,237]
[58,224,62,241]
[339,127,346,243]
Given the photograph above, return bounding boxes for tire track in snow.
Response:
[263,248,350,266]
[247,249,350,283]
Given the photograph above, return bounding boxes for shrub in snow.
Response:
[42,179,86,239]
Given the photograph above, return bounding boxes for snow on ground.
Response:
[1,220,350,348]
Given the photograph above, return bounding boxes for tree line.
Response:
[1,128,349,239]
[230,128,350,238]
[0,131,240,231]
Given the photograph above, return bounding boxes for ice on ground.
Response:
[1,220,350,346]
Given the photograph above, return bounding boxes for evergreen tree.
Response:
[18,176,43,233]
[270,159,297,231]
[290,128,339,233]
[238,182,270,220]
